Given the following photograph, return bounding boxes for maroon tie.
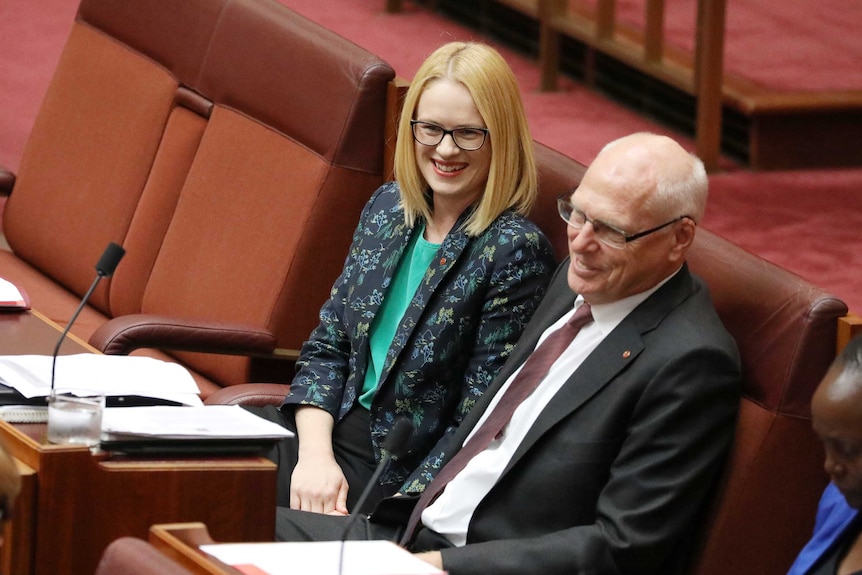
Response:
[400,303,594,545]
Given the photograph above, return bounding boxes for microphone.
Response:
[338,418,413,573]
[50,242,126,393]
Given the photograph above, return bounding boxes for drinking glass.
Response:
[47,393,105,446]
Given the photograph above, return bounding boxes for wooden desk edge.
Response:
[30,308,101,353]
[150,523,245,575]
[838,313,862,355]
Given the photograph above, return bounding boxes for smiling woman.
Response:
[249,41,557,517]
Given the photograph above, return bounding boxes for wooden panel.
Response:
[0,420,277,575]
[838,313,862,355]
[693,0,727,171]
[150,523,241,575]
[383,77,411,181]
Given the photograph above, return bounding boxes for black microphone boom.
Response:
[50,242,126,393]
[338,418,414,574]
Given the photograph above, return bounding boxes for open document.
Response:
[200,540,445,575]
[0,354,203,406]
[100,404,294,456]
[102,405,293,440]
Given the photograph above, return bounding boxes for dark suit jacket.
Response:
[375,258,741,575]
[284,183,556,493]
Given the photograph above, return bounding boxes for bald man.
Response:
[275,133,742,575]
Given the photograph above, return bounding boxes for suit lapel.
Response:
[374,215,471,389]
[504,265,694,471]
[437,263,577,462]
[350,216,414,383]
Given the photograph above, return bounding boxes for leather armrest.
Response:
[89,314,277,356]
[0,167,15,196]
[204,383,290,407]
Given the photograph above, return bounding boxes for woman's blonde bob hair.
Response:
[394,42,537,237]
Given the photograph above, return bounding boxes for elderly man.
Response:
[276,132,742,575]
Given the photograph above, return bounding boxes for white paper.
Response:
[0,277,25,306]
[0,354,202,406]
[101,405,294,439]
[200,540,444,575]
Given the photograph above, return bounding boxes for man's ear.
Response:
[669,218,697,261]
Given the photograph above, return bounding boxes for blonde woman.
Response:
[263,42,555,515]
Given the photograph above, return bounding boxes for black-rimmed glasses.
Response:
[557,192,691,249]
[410,120,489,151]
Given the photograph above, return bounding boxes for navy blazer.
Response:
[284,182,556,493]
[372,259,741,575]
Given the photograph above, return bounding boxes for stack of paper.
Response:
[201,540,445,575]
[101,405,294,440]
[0,354,203,406]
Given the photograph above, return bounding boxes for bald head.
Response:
[588,133,708,223]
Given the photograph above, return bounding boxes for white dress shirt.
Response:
[422,272,677,545]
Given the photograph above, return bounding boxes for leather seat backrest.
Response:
[685,230,846,575]
[116,0,395,387]
[2,13,182,316]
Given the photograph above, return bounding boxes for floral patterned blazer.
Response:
[283,182,556,494]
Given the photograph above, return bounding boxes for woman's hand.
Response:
[290,406,349,514]
[290,452,349,514]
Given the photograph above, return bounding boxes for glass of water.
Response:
[47,393,105,446]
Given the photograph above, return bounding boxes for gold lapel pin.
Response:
[622,350,631,359]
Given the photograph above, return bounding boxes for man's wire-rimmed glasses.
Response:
[557,191,691,249]
[410,120,489,151]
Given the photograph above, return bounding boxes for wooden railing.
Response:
[387,0,728,171]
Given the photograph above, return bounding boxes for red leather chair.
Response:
[0,0,394,397]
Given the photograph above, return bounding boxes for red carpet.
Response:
[1,0,861,314]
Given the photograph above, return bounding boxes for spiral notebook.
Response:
[0,405,48,423]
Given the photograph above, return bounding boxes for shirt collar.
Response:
[575,266,683,334]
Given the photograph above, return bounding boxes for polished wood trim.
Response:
[643,0,664,62]
[150,523,243,575]
[694,0,727,171]
[0,310,93,356]
[0,310,280,575]
[383,76,410,181]
[838,313,862,355]
[29,309,100,353]
[0,422,277,575]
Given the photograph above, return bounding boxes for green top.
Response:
[359,224,440,409]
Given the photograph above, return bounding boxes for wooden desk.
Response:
[0,312,278,575]
[0,308,94,355]
[149,522,242,575]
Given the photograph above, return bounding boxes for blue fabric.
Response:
[284,182,556,494]
[788,482,859,574]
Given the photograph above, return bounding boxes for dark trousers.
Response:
[275,505,454,554]
[245,405,388,512]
